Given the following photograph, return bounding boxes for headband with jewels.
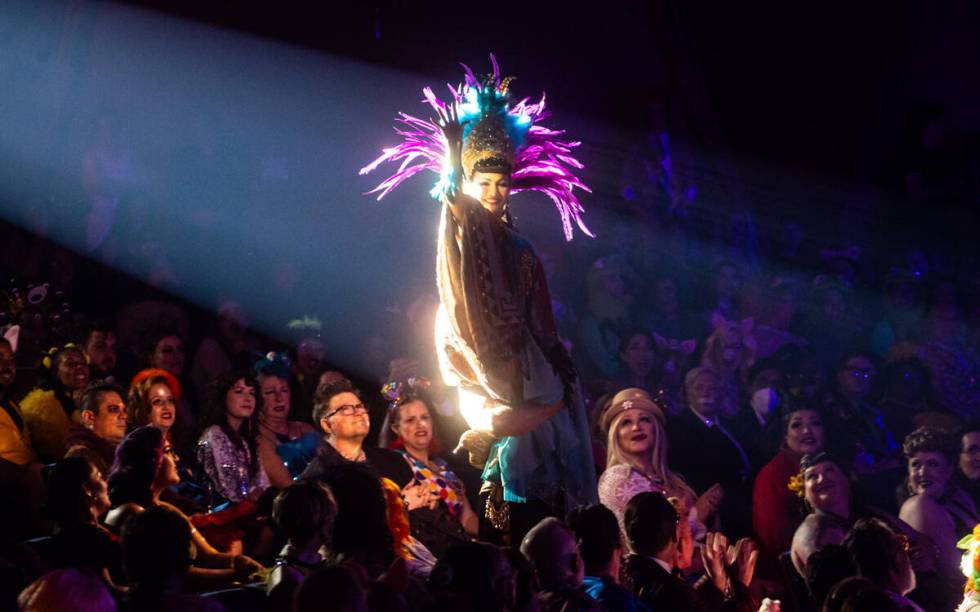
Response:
[360,54,593,241]
[381,377,432,411]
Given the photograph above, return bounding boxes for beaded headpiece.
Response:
[360,54,593,240]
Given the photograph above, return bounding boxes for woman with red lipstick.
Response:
[127,369,180,440]
[752,405,826,575]
[597,388,705,536]
[197,370,269,504]
[254,353,317,488]
[899,427,978,579]
[380,381,479,555]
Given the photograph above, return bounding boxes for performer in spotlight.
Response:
[361,57,597,542]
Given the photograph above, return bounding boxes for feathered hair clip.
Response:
[360,54,593,241]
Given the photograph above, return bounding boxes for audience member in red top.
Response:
[752,404,826,558]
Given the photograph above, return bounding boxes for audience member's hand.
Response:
[728,538,758,587]
[402,481,438,511]
[694,483,724,521]
[701,532,731,594]
[232,554,264,581]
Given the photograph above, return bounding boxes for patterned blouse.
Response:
[398,450,464,517]
[197,424,270,503]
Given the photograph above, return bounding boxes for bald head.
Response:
[520,517,584,591]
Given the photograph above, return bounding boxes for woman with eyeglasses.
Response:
[105,425,264,590]
[196,370,269,504]
[299,379,414,502]
[825,350,903,509]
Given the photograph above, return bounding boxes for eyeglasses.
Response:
[846,368,875,379]
[326,403,367,419]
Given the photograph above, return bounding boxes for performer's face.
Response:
[465,171,511,218]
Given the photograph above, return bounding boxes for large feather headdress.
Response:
[359,55,593,240]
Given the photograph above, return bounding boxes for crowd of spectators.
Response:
[2,103,980,612]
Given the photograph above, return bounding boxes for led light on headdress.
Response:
[360,54,593,240]
[381,377,431,410]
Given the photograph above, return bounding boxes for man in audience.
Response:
[65,380,127,474]
[620,491,756,611]
[520,517,600,611]
[267,482,338,610]
[82,320,119,383]
[566,504,648,611]
[668,366,753,537]
[842,518,923,611]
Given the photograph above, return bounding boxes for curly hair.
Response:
[902,427,957,463]
[202,369,262,480]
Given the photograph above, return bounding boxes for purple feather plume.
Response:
[359,58,592,240]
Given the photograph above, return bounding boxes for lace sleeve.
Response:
[598,465,653,531]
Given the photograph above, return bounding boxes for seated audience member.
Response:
[0,336,31,466]
[614,331,660,396]
[254,352,318,488]
[429,542,516,612]
[105,426,263,589]
[752,404,826,559]
[197,370,269,504]
[42,456,121,583]
[142,328,196,441]
[65,380,128,474]
[878,358,958,441]
[22,343,90,462]
[294,564,368,612]
[127,368,183,451]
[17,567,117,612]
[917,302,980,421]
[520,517,600,611]
[120,505,224,612]
[597,388,714,535]
[730,357,786,472]
[958,422,980,509]
[827,351,901,474]
[81,320,119,383]
[566,503,649,611]
[576,254,636,388]
[190,299,257,406]
[620,491,756,611]
[309,461,395,579]
[266,482,337,611]
[668,366,752,537]
[501,546,541,612]
[300,378,410,486]
[803,544,856,610]
[899,428,977,579]
[379,379,478,556]
[0,336,45,537]
[790,453,854,576]
[843,518,922,611]
[700,314,757,418]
